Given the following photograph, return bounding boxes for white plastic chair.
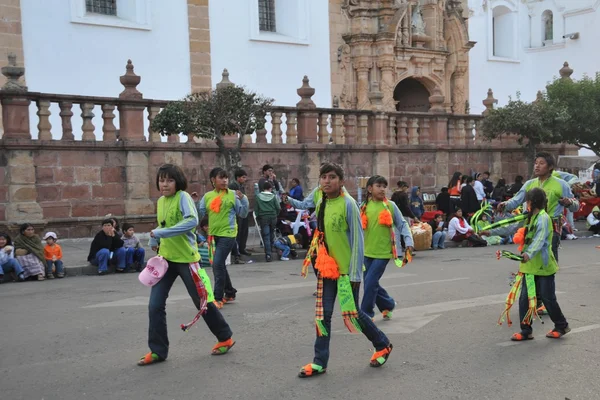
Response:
[252,211,265,248]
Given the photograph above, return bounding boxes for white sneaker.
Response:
[280,257,290,261]
[566,234,578,240]
[593,234,600,238]
[572,228,579,232]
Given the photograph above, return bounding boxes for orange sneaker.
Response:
[211,338,235,355]
[536,304,547,315]
[213,300,224,309]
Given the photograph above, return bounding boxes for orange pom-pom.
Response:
[315,244,340,279]
[209,194,222,213]
[513,227,526,252]
[360,212,368,230]
[378,210,393,227]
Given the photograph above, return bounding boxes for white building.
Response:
[11,0,331,139]
[468,0,600,114]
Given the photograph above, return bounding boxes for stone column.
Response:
[368,82,388,145]
[118,60,146,142]
[296,76,318,144]
[428,87,447,145]
[6,150,44,224]
[377,59,395,110]
[1,54,30,140]
[125,151,155,217]
[355,61,371,110]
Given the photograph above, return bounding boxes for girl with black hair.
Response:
[500,187,570,341]
[194,167,249,308]
[448,171,463,211]
[297,163,392,378]
[359,175,413,321]
[139,164,235,366]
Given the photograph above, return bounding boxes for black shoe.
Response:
[266,255,272,262]
[234,256,243,265]
[240,250,252,256]
[98,271,107,276]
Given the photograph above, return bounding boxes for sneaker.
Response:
[382,310,393,320]
[280,257,290,261]
[572,228,578,232]
[266,255,272,262]
[213,300,224,309]
[98,271,107,276]
[223,296,236,303]
[240,250,252,256]
[17,273,25,282]
[593,234,600,238]
[56,272,65,278]
[234,256,243,265]
[46,273,55,279]
[565,234,578,240]
[536,304,547,315]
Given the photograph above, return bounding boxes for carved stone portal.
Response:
[334,0,473,113]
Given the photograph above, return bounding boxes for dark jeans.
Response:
[313,278,390,368]
[361,257,395,319]
[212,236,237,301]
[519,274,568,335]
[258,217,277,257]
[538,230,561,308]
[590,224,600,234]
[236,216,249,253]
[45,260,64,275]
[148,261,232,360]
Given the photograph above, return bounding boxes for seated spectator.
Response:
[588,206,600,237]
[428,213,447,249]
[435,187,451,217]
[88,219,126,275]
[410,186,425,220]
[0,232,25,283]
[43,232,64,279]
[255,181,281,262]
[491,178,507,203]
[273,233,303,261]
[121,223,145,272]
[14,223,46,280]
[197,218,211,268]
[476,215,506,245]
[289,178,304,201]
[448,209,487,247]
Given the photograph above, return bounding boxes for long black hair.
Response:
[316,163,345,235]
[0,232,12,246]
[364,175,388,207]
[209,167,229,189]
[449,171,462,188]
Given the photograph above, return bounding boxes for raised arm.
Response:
[288,187,319,210]
[153,192,199,240]
[559,179,580,213]
[503,181,528,211]
[234,192,249,218]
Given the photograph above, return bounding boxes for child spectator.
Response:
[43,232,64,279]
[409,186,425,220]
[0,232,25,283]
[273,233,303,261]
[197,218,211,268]
[428,214,447,249]
[88,219,126,275]
[289,178,304,201]
[122,223,145,272]
[587,206,600,237]
[448,209,487,247]
[435,187,451,217]
[255,181,281,262]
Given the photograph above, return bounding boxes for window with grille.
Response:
[258,0,276,32]
[86,0,117,16]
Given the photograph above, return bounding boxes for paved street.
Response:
[1,240,599,400]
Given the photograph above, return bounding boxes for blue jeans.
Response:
[0,258,24,276]
[519,274,568,335]
[92,247,126,272]
[125,247,145,269]
[45,260,64,275]
[148,261,232,360]
[273,241,290,258]
[212,236,237,301]
[314,278,390,368]
[432,231,447,249]
[258,217,276,257]
[361,257,396,319]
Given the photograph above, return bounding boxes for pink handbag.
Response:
[138,256,168,287]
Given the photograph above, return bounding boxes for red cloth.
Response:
[421,211,442,223]
[574,197,600,220]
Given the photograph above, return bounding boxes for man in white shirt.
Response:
[473,173,486,202]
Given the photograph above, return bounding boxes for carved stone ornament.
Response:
[342,0,359,17]
[1,53,28,93]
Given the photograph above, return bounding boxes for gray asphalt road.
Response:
[1,240,599,400]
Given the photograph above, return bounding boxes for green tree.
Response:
[546,73,600,156]
[479,93,568,174]
[151,85,274,172]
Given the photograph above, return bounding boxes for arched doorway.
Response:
[394,78,430,112]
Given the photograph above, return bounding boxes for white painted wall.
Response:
[209,0,332,108]
[19,0,192,139]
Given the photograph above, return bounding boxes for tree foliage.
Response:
[151,85,274,172]
[546,73,600,156]
[479,93,569,174]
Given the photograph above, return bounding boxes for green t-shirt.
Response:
[155,190,200,263]
[364,201,394,259]
[198,189,249,238]
[519,210,558,276]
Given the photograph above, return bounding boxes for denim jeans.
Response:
[258,217,277,257]
[314,278,390,368]
[361,257,396,319]
[212,236,237,301]
[125,247,145,269]
[432,231,447,249]
[236,216,249,253]
[0,258,24,276]
[45,259,64,275]
[273,241,290,258]
[92,247,126,272]
[148,261,232,360]
[519,274,568,335]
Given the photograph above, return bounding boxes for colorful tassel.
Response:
[498,272,523,327]
[315,320,328,337]
[360,211,368,229]
[207,235,215,266]
[180,262,209,332]
[337,276,362,334]
[315,245,340,279]
[513,227,526,252]
[209,194,223,213]
[521,274,539,326]
[378,209,393,227]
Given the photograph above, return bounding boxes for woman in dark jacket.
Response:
[506,175,524,197]
[491,178,507,202]
[460,177,479,215]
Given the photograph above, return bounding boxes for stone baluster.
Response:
[318,112,329,144]
[271,111,283,144]
[408,117,419,145]
[118,60,146,141]
[473,119,482,144]
[1,54,31,139]
[296,76,318,143]
[559,61,573,81]
[59,101,74,141]
[344,114,357,145]
[387,115,396,145]
[101,104,117,141]
[167,133,179,143]
[331,113,344,144]
[482,88,497,116]
[396,116,408,145]
[286,112,298,144]
[421,117,430,144]
[357,114,369,144]
[447,118,455,142]
[81,103,96,141]
[456,118,466,145]
[186,132,196,143]
[465,118,475,144]
[147,105,161,142]
[36,99,52,140]
[255,111,267,143]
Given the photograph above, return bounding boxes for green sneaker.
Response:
[382,310,393,320]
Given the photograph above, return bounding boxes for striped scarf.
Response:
[180,262,211,332]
